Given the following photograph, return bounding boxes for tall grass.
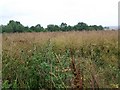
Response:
[2,31,119,89]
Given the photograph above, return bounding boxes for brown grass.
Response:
[3,30,118,55]
[2,30,118,88]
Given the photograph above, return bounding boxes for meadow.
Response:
[2,30,119,89]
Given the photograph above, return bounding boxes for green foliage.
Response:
[3,20,25,33]
[2,20,104,33]
[30,24,44,32]
[2,79,18,89]
[60,22,68,31]
[47,24,60,32]
[73,22,89,31]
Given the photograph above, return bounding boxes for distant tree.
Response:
[2,24,13,33]
[0,25,3,33]
[1,20,105,33]
[2,20,25,33]
[54,25,60,31]
[90,25,104,30]
[74,22,89,31]
[47,24,56,32]
[88,25,95,31]
[97,25,104,30]
[30,26,36,31]
[60,22,67,31]
[35,24,44,32]
[24,26,32,32]
[67,25,73,31]
[104,27,109,30]
[92,25,98,30]
[46,24,60,32]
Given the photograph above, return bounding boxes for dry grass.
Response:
[3,30,118,54]
[2,30,118,88]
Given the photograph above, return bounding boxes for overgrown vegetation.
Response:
[1,20,105,33]
[2,31,119,89]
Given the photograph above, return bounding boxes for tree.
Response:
[88,25,95,31]
[98,25,104,30]
[90,25,104,31]
[67,25,73,31]
[2,24,13,33]
[74,22,89,31]
[60,22,67,31]
[30,26,35,32]
[54,25,60,31]
[24,26,32,32]
[34,24,44,32]
[6,20,24,32]
[104,27,109,30]
[47,24,56,32]
[1,20,105,33]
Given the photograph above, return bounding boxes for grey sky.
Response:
[0,0,119,27]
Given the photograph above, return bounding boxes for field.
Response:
[2,30,119,89]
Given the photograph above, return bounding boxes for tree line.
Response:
[1,20,105,33]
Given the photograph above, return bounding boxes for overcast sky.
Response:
[0,0,119,27]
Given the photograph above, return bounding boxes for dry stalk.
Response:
[70,49,83,89]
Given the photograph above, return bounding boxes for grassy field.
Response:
[2,30,119,89]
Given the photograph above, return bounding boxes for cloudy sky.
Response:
[0,0,119,27]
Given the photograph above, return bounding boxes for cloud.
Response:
[1,0,119,27]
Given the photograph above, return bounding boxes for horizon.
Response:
[1,0,119,28]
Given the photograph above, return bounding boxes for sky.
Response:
[0,0,119,28]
